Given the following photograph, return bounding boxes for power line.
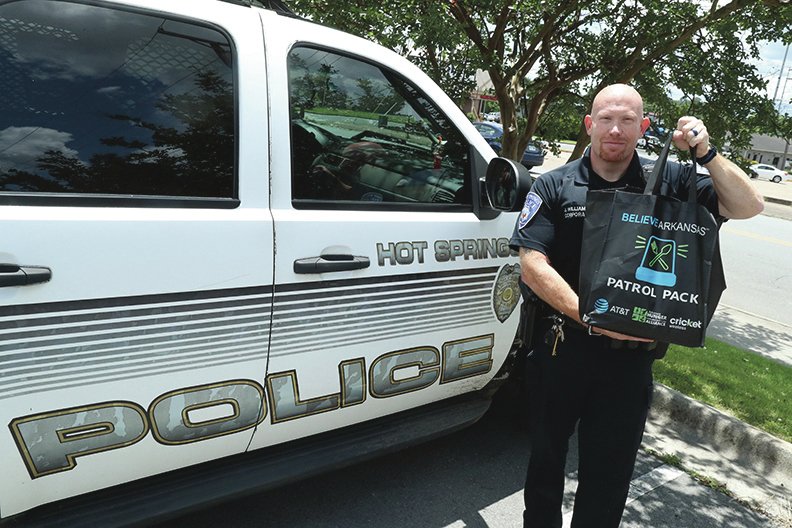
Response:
[772,42,790,111]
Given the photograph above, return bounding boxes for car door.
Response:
[251,17,521,451]
[0,0,273,517]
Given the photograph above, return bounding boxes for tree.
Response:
[355,78,404,114]
[772,113,792,170]
[447,0,792,161]
[1,70,234,196]
[289,0,791,164]
[288,0,476,103]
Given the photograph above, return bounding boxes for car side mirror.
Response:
[485,157,533,212]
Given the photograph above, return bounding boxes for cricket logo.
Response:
[634,235,688,287]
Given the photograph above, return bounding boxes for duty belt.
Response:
[559,315,658,351]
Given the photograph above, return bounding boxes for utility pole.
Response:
[772,43,789,109]
[773,43,791,170]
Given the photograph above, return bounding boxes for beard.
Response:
[595,141,631,162]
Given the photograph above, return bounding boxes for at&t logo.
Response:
[593,298,609,314]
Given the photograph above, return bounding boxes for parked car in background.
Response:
[749,163,791,183]
[473,121,545,169]
[637,134,661,150]
[482,111,501,122]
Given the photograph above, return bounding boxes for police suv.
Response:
[0,0,529,525]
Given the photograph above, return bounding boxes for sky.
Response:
[665,39,792,117]
[755,40,792,115]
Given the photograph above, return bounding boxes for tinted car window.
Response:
[0,0,234,199]
[473,123,498,139]
[288,47,470,208]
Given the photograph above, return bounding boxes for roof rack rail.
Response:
[217,0,296,16]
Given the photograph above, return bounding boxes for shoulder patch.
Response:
[518,192,543,229]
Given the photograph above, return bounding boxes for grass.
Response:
[653,337,792,443]
[647,448,735,498]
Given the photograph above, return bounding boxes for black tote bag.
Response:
[578,138,725,347]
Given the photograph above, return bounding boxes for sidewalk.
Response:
[709,304,792,367]
[645,384,792,527]
[644,304,792,527]
[751,178,792,209]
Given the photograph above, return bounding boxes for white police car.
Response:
[0,0,530,525]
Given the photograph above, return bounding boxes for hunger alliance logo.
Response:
[634,235,688,287]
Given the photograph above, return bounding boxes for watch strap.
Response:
[696,145,718,165]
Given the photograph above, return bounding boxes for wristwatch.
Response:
[696,145,718,165]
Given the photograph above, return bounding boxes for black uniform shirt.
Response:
[509,150,721,294]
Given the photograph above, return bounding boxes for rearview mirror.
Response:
[485,157,533,212]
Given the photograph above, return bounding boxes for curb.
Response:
[649,383,792,482]
[765,196,792,207]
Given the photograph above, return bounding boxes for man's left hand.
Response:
[672,116,709,158]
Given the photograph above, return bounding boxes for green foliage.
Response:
[289,53,349,110]
[633,4,785,155]
[355,78,404,114]
[0,70,234,196]
[774,113,792,140]
[288,0,477,102]
[654,337,792,443]
[536,92,588,142]
[483,101,500,114]
[289,0,792,163]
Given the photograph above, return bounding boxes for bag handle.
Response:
[642,133,699,203]
[687,147,698,204]
[643,135,673,196]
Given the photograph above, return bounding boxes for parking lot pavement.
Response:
[160,399,786,528]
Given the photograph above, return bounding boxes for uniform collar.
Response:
[575,148,646,190]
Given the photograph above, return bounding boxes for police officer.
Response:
[510,84,763,528]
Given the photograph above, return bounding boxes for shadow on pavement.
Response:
[156,405,532,528]
[157,397,777,528]
[708,309,792,366]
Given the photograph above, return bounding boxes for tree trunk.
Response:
[569,119,589,161]
[499,107,523,162]
[502,85,558,164]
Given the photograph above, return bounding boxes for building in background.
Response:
[462,70,497,120]
[742,134,791,170]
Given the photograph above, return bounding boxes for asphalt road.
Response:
[719,214,792,326]
[153,400,777,528]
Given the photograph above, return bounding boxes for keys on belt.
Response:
[544,315,565,356]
